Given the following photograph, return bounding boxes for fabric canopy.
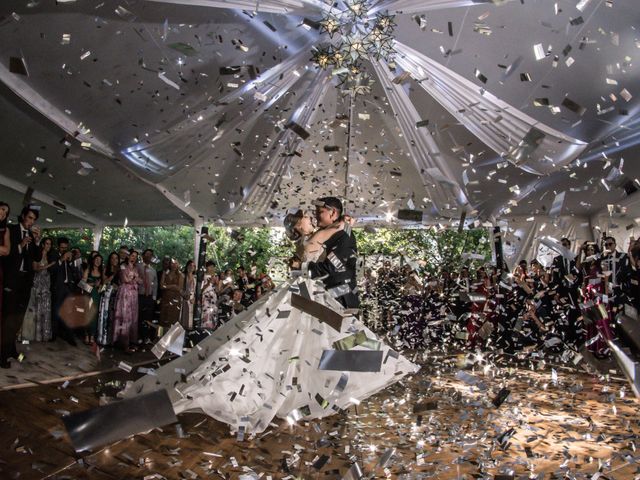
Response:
[0,0,638,230]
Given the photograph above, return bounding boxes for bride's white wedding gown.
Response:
[123,244,418,434]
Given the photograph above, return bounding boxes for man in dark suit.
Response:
[550,237,581,345]
[601,235,631,306]
[307,197,360,309]
[1,206,40,367]
[551,238,578,289]
[50,236,81,345]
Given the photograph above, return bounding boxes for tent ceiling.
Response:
[0,82,191,226]
[0,0,639,226]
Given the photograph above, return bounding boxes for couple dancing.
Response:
[284,196,359,309]
[124,197,417,435]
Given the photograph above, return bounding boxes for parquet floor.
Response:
[1,350,638,480]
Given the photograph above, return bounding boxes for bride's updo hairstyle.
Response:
[284,209,304,241]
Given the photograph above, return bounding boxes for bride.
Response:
[283,208,343,265]
[123,211,418,435]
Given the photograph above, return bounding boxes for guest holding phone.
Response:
[1,206,40,367]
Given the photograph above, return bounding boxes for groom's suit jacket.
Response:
[307,224,359,308]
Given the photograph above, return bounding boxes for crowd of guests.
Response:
[0,203,275,368]
[4,200,640,370]
[364,236,640,362]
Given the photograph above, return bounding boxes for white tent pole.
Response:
[194,218,204,262]
[92,225,104,251]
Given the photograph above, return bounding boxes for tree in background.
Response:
[42,228,94,255]
[43,225,490,275]
[43,225,292,273]
[354,227,491,274]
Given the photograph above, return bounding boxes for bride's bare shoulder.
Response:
[310,224,343,243]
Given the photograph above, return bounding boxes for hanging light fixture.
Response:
[311,1,396,95]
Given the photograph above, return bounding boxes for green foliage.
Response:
[42,225,490,276]
[100,226,194,262]
[206,227,292,273]
[44,225,294,273]
[41,228,94,256]
[354,227,491,274]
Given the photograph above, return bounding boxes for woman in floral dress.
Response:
[113,250,142,352]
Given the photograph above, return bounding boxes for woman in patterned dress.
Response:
[113,250,142,353]
[30,237,55,341]
[97,252,120,346]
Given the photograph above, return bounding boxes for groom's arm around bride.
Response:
[307,197,360,309]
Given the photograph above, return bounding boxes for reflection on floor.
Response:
[0,349,638,479]
[0,339,159,391]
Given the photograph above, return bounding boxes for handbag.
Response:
[20,288,37,341]
[59,293,96,328]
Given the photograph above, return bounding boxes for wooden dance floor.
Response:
[0,348,638,479]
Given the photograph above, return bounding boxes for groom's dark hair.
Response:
[318,196,343,218]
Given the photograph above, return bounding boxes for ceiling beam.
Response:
[0,173,104,226]
[0,66,199,224]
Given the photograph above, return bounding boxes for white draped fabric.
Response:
[233,71,332,217]
[123,48,316,178]
[372,58,469,216]
[498,216,589,269]
[124,277,418,434]
[0,62,115,159]
[144,0,330,14]
[393,41,588,176]
[371,0,515,15]
[146,0,492,15]
[590,194,640,252]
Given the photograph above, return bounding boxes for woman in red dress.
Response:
[0,202,12,368]
[577,242,612,357]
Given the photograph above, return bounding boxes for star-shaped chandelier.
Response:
[311,0,396,95]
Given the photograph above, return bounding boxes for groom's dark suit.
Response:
[307,223,360,308]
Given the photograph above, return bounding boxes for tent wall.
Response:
[498,215,591,269]
[589,192,640,252]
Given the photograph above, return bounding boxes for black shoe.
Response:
[65,337,78,347]
[0,360,11,369]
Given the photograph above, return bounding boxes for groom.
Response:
[306,197,360,309]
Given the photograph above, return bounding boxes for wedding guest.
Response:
[155,256,171,321]
[113,249,141,353]
[201,261,219,329]
[160,259,184,327]
[50,237,80,346]
[24,237,55,342]
[157,256,171,289]
[96,252,120,346]
[551,237,581,344]
[0,202,10,366]
[628,239,640,311]
[181,260,196,329]
[253,284,263,301]
[82,253,103,345]
[458,266,471,292]
[118,245,129,264]
[237,266,251,291]
[259,273,275,292]
[601,236,631,304]
[231,288,246,315]
[2,206,40,367]
[577,242,611,357]
[219,269,235,298]
[70,247,82,270]
[138,248,158,341]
